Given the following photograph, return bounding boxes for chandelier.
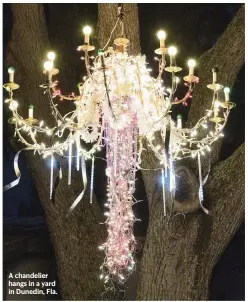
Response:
[3,6,235,285]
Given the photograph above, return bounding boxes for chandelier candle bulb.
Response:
[44,61,53,82]
[168,46,177,66]
[28,105,34,119]
[83,26,92,44]
[212,67,218,83]
[177,114,182,129]
[47,52,56,61]
[157,30,166,48]
[224,87,230,101]
[8,67,15,83]
[188,59,196,75]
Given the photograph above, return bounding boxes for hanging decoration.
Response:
[3,5,235,284]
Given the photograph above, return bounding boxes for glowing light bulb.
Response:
[157,30,166,40]
[157,30,166,48]
[47,51,56,61]
[83,26,92,44]
[8,67,15,82]
[44,61,53,71]
[188,59,196,67]
[224,87,230,101]
[168,46,177,56]
[168,46,177,66]
[187,59,196,75]
[83,26,92,35]
[224,87,230,93]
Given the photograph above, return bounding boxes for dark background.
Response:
[3,3,244,301]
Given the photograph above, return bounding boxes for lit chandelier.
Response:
[3,6,235,284]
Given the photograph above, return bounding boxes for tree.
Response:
[5,3,244,300]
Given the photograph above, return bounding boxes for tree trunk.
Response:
[6,4,107,300]
[136,6,245,300]
[97,3,141,56]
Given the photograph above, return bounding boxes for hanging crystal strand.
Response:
[50,154,54,199]
[113,127,117,177]
[90,156,95,204]
[164,149,167,178]
[68,136,72,185]
[197,151,210,215]
[163,126,168,178]
[169,158,176,192]
[197,152,203,199]
[76,131,80,171]
[161,168,166,216]
[131,118,138,192]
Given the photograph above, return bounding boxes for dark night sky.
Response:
[3,3,244,300]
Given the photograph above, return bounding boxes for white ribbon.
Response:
[67,156,87,215]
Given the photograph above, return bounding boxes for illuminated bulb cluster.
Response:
[3,18,235,285]
[99,114,138,282]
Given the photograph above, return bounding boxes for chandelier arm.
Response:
[84,50,93,77]
[171,88,193,105]
[11,109,54,134]
[14,121,80,156]
[47,87,67,123]
[102,59,117,122]
[15,127,38,148]
[50,83,80,101]
[150,72,178,127]
[157,55,166,80]
[149,113,228,161]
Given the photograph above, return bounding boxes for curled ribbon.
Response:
[67,156,87,216]
[3,149,30,192]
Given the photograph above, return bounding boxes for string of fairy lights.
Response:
[3,6,235,285]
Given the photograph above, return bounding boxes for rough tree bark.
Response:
[97,4,245,301]
[5,4,107,300]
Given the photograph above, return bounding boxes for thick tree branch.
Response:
[186,5,244,163]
